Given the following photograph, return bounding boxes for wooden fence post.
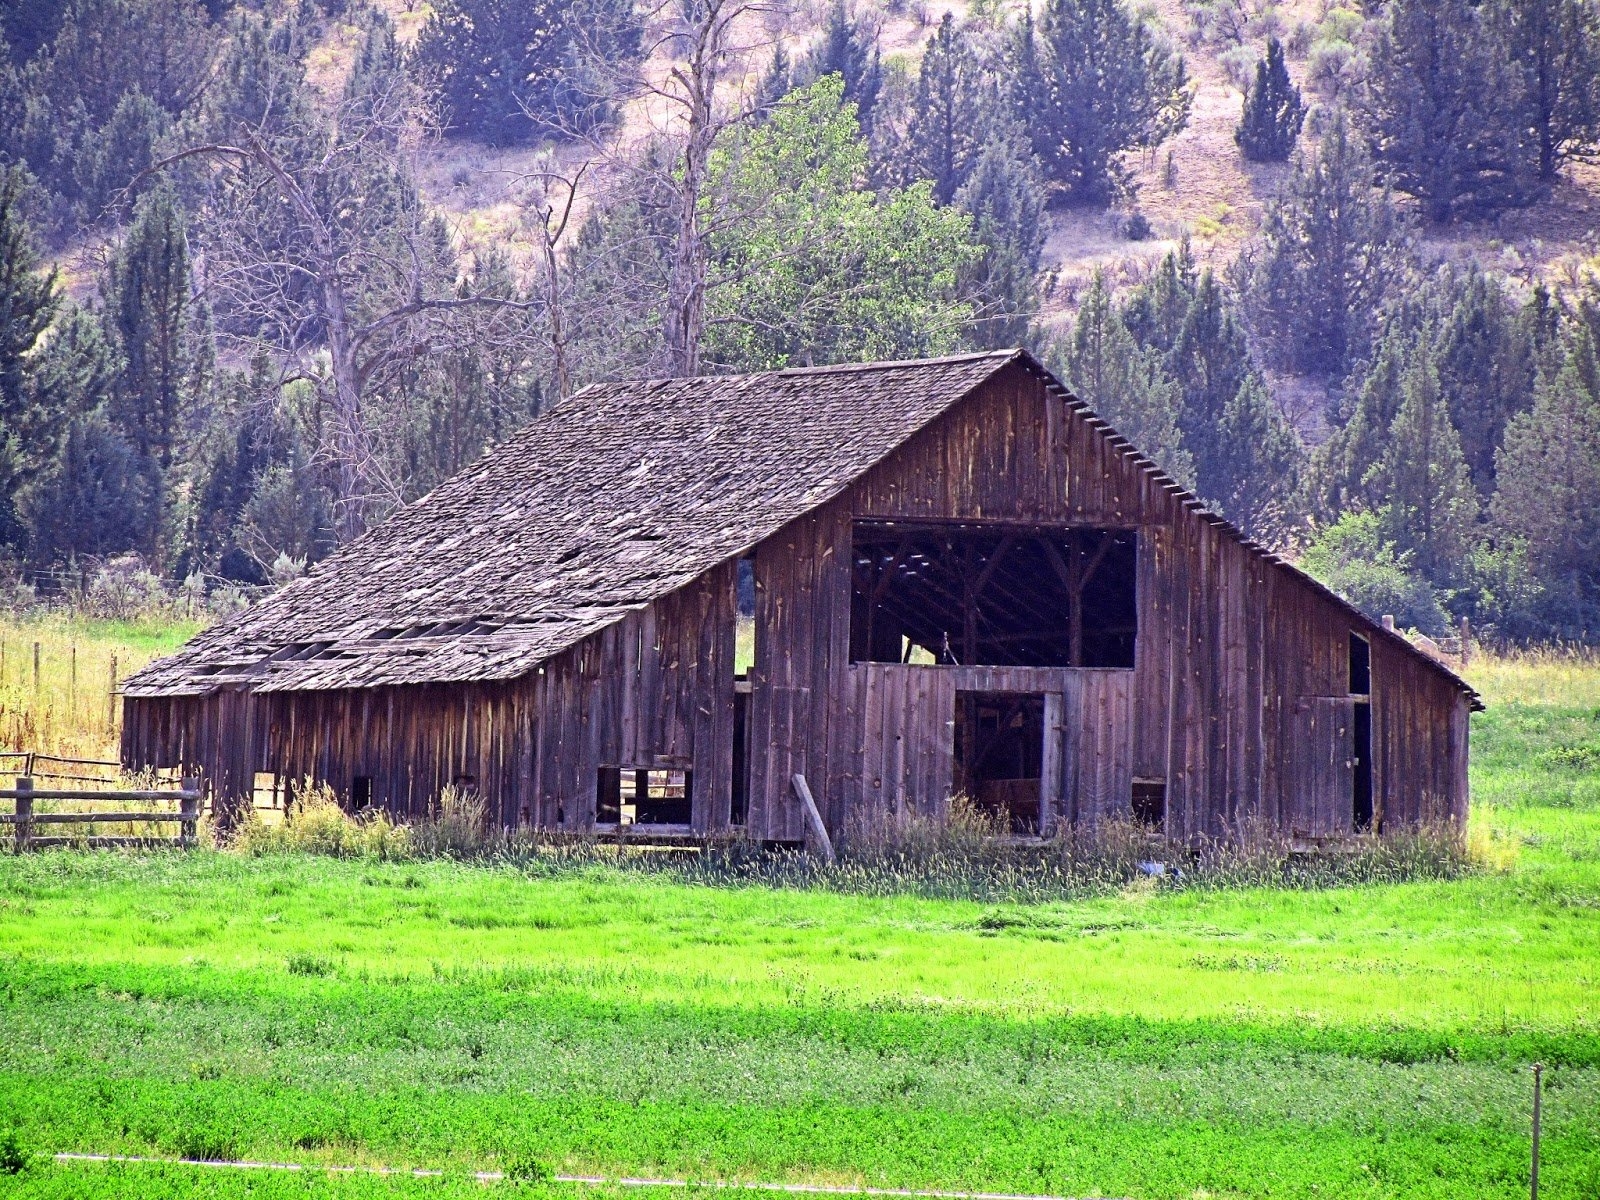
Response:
[14,776,32,854]
[180,777,200,849]
[32,641,41,695]
[69,644,77,719]
[107,653,119,731]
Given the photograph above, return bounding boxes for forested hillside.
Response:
[1,0,1598,641]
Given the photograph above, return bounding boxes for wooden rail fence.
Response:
[2,775,201,852]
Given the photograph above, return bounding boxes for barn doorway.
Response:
[954,691,1045,835]
[1350,633,1374,832]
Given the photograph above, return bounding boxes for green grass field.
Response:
[1,651,1598,1199]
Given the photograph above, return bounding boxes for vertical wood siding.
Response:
[125,362,1470,839]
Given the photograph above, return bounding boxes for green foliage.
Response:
[1053,273,1193,488]
[1300,509,1452,635]
[793,0,882,140]
[953,140,1045,348]
[0,1126,32,1174]
[411,0,641,145]
[1011,0,1191,203]
[1365,0,1537,221]
[1370,354,1480,585]
[1242,113,1404,380]
[1234,37,1304,162]
[889,14,993,205]
[1491,342,1600,637]
[702,78,980,372]
[1505,0,1600,183]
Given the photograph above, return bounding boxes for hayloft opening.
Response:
[1349,633,1371,696]
[849,523,1137,668]
[595,767,694,827]
[954,691,1045,835]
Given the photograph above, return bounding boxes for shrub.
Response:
[233,779,410,860]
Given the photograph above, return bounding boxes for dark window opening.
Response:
[736,556,757,677]
[351,775,373,809]
[1352,702,1374,833]
[731,689,749,826]
[850,523,1137,668]
[596,766,693,826]
[596,766,622,824]
[1131,779,1166,829]
[453,773,478,795]
[1349,633,1371,696]
[954,691,1045,835]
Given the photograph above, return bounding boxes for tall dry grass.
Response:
[0,613,204,760]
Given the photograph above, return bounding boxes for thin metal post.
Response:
[14,776,32,854]
[1531,1062,1543,1200]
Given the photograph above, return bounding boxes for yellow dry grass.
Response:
[0,612,205,764]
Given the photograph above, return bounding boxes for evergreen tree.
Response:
[1210,374,1303,537]
[1307,324,1409,521]
[954,140,1045,349]
[797,1,883,141]
[1055,272,1193,488]
[1369,354,1480,585]
[1491,340,1600,635]
[1012,0,1191,203]
[412,0,642,144]
[104,187,201,471]
[1235,37,1305,162]
[1121,238,1198,355]
[1242,113,1404,380]
[24,407,157,566]
[0,166,62,549]
[1366,0,1536,221]
[1431,268,1537,499]
[1501,0,1600,183]
[894,13,990,204]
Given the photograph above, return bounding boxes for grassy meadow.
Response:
[0,619,1596,1198]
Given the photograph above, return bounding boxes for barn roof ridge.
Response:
[124,347,1478,708]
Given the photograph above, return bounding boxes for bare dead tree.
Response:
[146,53,539,541]
[567,0,790,378]
[512,159,592,401]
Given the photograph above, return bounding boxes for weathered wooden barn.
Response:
[122,350,1478,841]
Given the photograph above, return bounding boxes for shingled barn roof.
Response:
[124,351,1021,697]
[125,349,1478,708]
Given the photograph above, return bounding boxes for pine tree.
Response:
[104,188,201,471]
[1366,0,1537,221]
[1235,37,1305,163]
[894,13,990,205]
[1056,273,1193,488]
[798,0,883,141]
[1242,113,1405,380]
[1491,339,1600,635]
[1500,0,1600,183]
[1210,374,1303,538]
[1013,0,1191,203]
[954,141,1046,349]
[1307,324,1409,522]
[412,0,642,144]
[1370,354,1480,585]
[1431,268,1538,500]
[24,407,158,566]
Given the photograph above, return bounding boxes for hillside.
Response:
[380,0,1600,337]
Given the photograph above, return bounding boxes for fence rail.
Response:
[3,775,201,852]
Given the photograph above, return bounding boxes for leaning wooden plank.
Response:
[791,773,835,863]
